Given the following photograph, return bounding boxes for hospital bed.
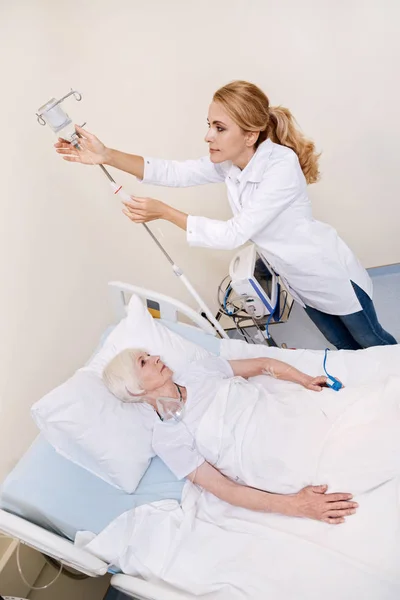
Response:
[1,282,399,600]
[0,281,221,600]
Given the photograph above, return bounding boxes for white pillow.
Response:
[84,293,212,376]
[31,293,214,493]
[31,370,155,493]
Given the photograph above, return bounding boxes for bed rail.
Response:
[108,281,220,337]
[0,509,108,577]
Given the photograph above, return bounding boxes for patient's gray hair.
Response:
[102,348,146,403]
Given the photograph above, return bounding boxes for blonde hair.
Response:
[102,348,146,403]
[213,80,320,184]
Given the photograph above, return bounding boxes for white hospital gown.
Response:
[152,358,233,480]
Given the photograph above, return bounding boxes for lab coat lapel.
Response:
[238,139,274,200]
[226,139,274,211]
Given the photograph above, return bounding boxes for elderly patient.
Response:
[103,350,358,525]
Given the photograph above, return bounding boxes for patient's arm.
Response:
[188,462,358,524]
[228,358,327,391]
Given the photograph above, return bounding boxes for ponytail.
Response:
[268,106,320,184]
[213,80,321,185]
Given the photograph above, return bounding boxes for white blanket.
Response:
[77,343,400,599]
[197,375,400,493]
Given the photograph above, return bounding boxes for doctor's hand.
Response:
[122,196,167,223]
[54,125,109,165]
[289,485,358,524]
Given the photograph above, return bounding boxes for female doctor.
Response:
[55,80,397,350]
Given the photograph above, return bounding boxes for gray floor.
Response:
[229,266,400,350]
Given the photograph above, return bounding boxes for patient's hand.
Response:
[304,375,344,392]
[304,375,329,392]
[289,485,358,524]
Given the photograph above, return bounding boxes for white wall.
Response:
[1,0,399,480]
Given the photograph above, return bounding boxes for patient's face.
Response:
[134,352,173,392]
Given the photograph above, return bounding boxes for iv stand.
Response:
[36,90,228,339]
[95,158,228,339]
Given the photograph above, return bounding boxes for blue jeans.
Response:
[305,282,398,350]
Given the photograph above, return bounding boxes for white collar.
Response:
[226,139,274,184]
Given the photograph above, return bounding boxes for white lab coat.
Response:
[141,139,372,315]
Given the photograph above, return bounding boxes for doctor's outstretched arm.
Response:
[54,126,224,186]
[54,126,145,178]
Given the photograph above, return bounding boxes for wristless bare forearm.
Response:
[105,148,145,179]
[191,462,298,517]
[164,205,188,231]
[264,358,311,386]
[224,479,295,516]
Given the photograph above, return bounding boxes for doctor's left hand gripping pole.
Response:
[36,90,228,339]
[107,176,228,339]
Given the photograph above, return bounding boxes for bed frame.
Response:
[0,281,218,600]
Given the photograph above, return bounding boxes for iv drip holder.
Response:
[36,89,82,126]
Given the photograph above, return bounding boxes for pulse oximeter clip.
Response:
[323,349,343,391]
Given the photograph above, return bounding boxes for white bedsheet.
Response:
[220,339,400,390]
[76,343,400,599]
